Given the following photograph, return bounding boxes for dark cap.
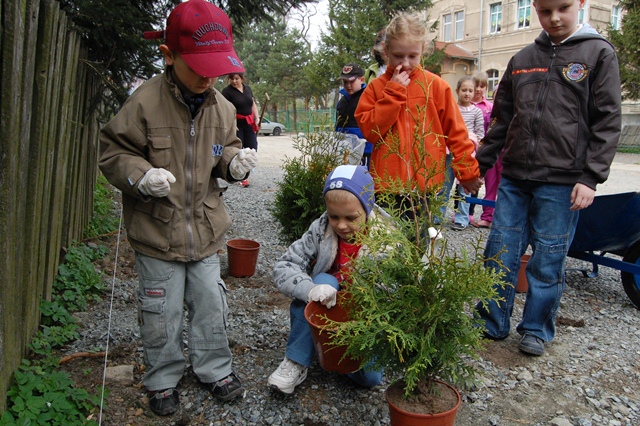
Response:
[338,63,364,81]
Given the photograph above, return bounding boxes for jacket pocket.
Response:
[148,136,172,169]
[129,200,175,252]
[202,191,232,244]
[138,296,167,348]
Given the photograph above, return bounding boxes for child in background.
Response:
[335,63,372,169]
[355,12,482,216]
[268,165,384,394]
[452,76,484,231]
[363,29,388,84]
[475,0,621,356]
[471,71,498,228]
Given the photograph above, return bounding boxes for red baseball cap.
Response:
[144,0,245,78]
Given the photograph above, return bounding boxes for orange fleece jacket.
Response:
[355,65,479,192]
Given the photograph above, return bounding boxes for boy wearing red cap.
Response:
[99,0,255,416]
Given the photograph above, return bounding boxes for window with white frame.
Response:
[487,70,500,99]
[455,11,465,40]
[490,3,502,33]
[442,10,465,42]
[443,13,452,42]
[578,1,588,24]
[517,0,531,29]
[612,5,622,30]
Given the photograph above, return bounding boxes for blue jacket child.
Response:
[335,63,372,169]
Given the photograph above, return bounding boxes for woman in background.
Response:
[222,73,260,187]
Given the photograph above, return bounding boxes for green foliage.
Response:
[3,241,110,422]
[53,245,107,313]
[0,360,103,426]
[325,79,504,400]
[59,0,315,115]
[83,174,120,239]
[234,19,311,115]
[609,0,640,100]
[317,0,435,79]
[270,131,361,244]
[60,0,176,117]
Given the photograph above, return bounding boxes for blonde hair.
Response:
[384,11,428,53]
[472,71,489,87]
[324,189,361,208]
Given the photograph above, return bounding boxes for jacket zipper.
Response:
[186,119,196,260]
[528,46,557,173]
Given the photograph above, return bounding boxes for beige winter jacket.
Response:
[99,69,242,262]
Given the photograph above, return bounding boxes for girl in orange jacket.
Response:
[355,12,482,198]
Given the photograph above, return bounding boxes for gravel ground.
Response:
[67,139,640,425]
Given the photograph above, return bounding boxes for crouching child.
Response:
[268,165,385,394]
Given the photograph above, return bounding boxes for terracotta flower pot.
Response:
[304,291,361,374]
[516,254,530,293]
[386,379,461,426]
[226,239,260,278]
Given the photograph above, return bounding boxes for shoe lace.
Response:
[279,359,303,377]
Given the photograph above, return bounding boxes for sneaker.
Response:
[519,333,545,356]
[451,223,467,231]
[148,388,179,416]
[205,373,245,402]
[267,357,308,394]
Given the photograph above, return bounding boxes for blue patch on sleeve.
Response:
[212,144,224,157]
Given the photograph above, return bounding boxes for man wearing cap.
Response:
[335,63,372,169]
[99,0,254,416]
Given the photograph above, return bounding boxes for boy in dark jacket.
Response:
[99,0,256,416]
[335,63,372,168]
[475,0,621,356]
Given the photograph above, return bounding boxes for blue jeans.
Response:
[285,273,383,388]
[436,153,455,223]
[475,177,579,342]
[454,184,471,226]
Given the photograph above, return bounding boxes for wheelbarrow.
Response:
[466,192,640,309]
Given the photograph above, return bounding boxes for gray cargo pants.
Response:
[135,252,233,391]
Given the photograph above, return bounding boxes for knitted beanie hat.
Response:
[323,165,376,216]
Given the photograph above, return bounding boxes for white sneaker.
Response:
[267,357,308,394]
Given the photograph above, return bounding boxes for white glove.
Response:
[229,148,258,180]
[138,168,176,197]
[421,227,444,265]
[307,285,338,309]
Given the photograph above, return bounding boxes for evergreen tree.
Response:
[60,0,315,117]
[609,0,640,100]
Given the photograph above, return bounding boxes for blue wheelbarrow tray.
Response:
[466,192,640,309]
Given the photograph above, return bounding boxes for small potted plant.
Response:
[324,120,504,425]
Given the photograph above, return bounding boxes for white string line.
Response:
[98,200,123,425]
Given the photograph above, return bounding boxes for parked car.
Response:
[259,118,286,136]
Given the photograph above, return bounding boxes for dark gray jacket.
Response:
[477,24,621,189]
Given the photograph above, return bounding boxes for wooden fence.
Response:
[0,0,101,410]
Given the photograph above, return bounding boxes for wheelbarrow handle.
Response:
[464,196,496,208]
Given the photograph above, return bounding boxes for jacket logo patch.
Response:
[563,63,588,82]
[212,144,223,157]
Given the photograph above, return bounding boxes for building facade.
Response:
[427,0,624,99]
